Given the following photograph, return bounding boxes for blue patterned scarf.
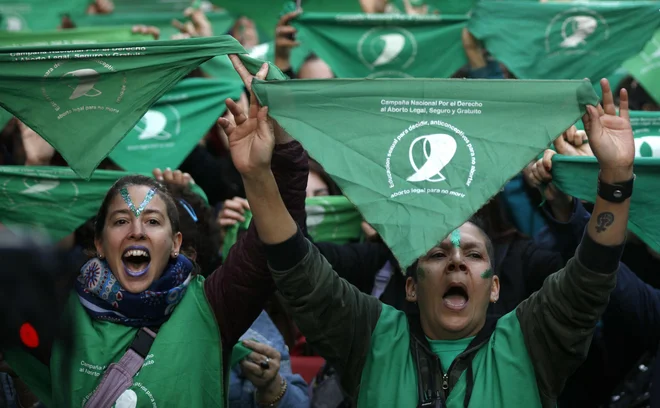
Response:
[75,255,193,327]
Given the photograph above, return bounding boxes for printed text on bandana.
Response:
[380,98,484,116]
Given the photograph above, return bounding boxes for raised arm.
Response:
[204,58,308,349]
[515,79,635,404]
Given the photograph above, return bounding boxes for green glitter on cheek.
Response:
[450,229,461,248]
[481,269,494,279]
[416,266,426,280]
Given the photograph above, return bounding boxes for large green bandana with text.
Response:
[469,1,660,81]
[552,155,660,253]
[0,36,285,179]
[292,13,467,79]
[109,77,244,172]
[0,166,207,242]
[253,78,598,267]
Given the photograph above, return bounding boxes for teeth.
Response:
[124,249,148,258]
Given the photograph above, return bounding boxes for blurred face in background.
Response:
[307,170,329,198]
[298,57,334,79]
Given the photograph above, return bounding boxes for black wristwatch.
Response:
[597,171,635,203]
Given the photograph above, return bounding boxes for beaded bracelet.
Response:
[256,377,288,407]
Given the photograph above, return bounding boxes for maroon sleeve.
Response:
[204,141,309,351]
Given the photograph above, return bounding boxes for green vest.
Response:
[358,305,541,407]
[5,275,235,408]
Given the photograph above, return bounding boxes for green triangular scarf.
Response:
[0,26,153,47]
[623,28,660,104]
[109,77,244,172]
[552,155,660,253]
[0,36,286,179]
[0,165,208,242]
[222,195,364,260]
[386,0,474,15]
[73,10,235,42]
[469,1,660,81]
[253,78,598,267]
[292,13,467,79]
[0,0,88,32]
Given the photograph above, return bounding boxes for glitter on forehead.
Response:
[450,229,461,248]
[120,187,157,218]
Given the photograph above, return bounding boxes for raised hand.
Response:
[218,59,273,178]
[274,10,302,71]
[132,25,160,40]
[19,121,55,166]
[583,79,635,182]
[153,168,195,187]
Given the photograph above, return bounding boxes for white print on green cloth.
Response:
[380,99,483,116]
[385,120,477,198]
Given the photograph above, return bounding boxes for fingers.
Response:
[229,54,253,90]
[243,339,281,359]
[225,98,247,125]
[153,168,164,181]
[132,25,160,40]
[585,105,604,142]
[600,78,616,116]
[154,168,190,186]
[220,208,245,224]
[217,117,236,137]
[619,88,630,122]
[255,62,269,82]
[542,149,556,173]
[277,10,301,26]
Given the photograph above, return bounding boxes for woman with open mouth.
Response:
[244,79,636,407]
[2,60,309,407]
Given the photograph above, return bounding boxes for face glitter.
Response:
[450,229,461,248]
[120,187,156,218]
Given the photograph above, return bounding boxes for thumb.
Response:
[585,105,603,141]
[553,132,570,154]
[542,149,555,173]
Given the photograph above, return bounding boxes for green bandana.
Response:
[222,195,363,260]
[0,108,11,130]
[552,155,660,254]
[0,165,208,242]
[469,1,660,81]
[111,0,197,13]
[0,36,285,179]
[0,26,153,47]
[73,10,235,42]
[0,0,88,32]
[109,77,244,172]
[387,0,474,15]
[253,78,598,267]
[623,29,660,104]
[292,13,467,79]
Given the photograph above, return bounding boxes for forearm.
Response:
[243,171,297,245]
[586,168,633,247]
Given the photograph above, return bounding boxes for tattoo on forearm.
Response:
[595,212,615,233]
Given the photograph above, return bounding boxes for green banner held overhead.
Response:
[0,26,152,47]
[387,0,475,15]
[0,0,89,32]
[469,1,660,81]
[253,78,598,267]
[292,13,467,79]
[109,77,244,172]
[73,10,235,42]
[0,165,208,242]
[0,36,286,179]
[222,195,364,259]
[552,155,660,254]
[623,29,660,105]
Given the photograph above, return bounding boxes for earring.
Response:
[172,252,179,258]
[98,254,104,260]
[412,292,416,297]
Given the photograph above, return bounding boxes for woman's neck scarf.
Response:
[75,255,193,327]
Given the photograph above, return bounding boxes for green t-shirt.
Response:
[428,336,474,373]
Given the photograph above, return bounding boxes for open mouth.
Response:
[442,283,469,311]
[122,246,151,278]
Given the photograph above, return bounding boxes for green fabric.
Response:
[0,165,208,242]
[230,343,253,368]
[469,1,660,81]
[222,195,362,259]
[359,305,539,407]
[292,13,467,79]
[5,276,226,407]
[0,36,285,179]
[0,107,11,129]
[109,77,244,172]
[253,78,598,267]
[112,0,195,13]
[208,0,285,41]
[552,155,660,253]
[623,28,660,104]
[387,0,475,15]
[427,335,474,373]
[248,41,312,75]
[306,195,363,244]
[0,26,152,47]
[0,0,88,32]
[73,10,235,42]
